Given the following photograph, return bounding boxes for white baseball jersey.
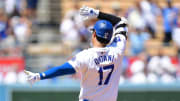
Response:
[68,33,126,101]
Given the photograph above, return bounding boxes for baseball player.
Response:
[24,6,128,101]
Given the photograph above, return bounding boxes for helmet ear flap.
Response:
[90,28,96,34]
[90,28,94,32]
[96,35,110,45]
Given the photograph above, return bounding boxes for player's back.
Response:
[82,47,123,101]
[69,34,126,101]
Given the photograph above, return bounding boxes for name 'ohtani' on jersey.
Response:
[94,55,114,65]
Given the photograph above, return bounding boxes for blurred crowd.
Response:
[0,0,180,85]
[0,0,38,84]
[0,0,39,57]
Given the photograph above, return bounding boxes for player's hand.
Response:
[24,70,40,85]
[79,6,99,20]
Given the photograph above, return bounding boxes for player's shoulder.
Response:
[76,49,93,58]
[73,49,96,63]
[76,49,88,55]
[77,47,116,57]
[77,48,103,57]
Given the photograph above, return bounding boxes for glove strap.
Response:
[34,73,41,81]
[92,9,99,17]
[39,73,46,80]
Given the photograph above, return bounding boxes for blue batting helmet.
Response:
[93,20,113,41]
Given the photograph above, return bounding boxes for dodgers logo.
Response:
[104,32,109,39]
[100,22,106,28]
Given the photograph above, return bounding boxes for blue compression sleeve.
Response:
[39,62,76,80]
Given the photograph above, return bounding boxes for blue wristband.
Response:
[40,62,76,80]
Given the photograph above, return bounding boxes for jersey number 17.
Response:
[98,64,114,85]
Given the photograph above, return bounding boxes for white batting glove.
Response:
[24,70,41,85]
[79,6,99,20]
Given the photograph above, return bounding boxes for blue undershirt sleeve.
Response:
[39,62,76,80]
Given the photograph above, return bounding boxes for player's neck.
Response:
[92,34,106,48]
[93,41,106,48]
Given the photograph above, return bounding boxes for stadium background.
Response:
[0,0,180,101]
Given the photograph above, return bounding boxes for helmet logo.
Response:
[100,22,106,28]
[104,32,109,39]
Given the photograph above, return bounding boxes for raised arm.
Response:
[98,11,128,39]
[98,11,121,26]
[80,6,128,39]
[80,6,128,53]
[80,6,124,26]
